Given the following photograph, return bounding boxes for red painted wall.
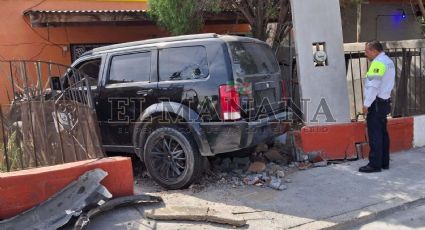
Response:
[299,117,414,160]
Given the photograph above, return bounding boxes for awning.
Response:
[23,9,246,28]
[24,9,151,27]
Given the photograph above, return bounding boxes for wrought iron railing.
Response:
[345,48,425,119]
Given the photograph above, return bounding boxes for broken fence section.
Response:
[0,60,104,172]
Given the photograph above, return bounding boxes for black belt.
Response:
[376,97,391,103]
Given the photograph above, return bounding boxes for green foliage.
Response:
[149,0,220,36]
[0,130,23,172]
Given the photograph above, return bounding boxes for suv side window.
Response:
[159,46,209,81]
[75,58,101,87]
[108,52,151,84]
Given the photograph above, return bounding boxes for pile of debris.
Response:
[198,144,292,192]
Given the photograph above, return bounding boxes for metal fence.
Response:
[0,61,104,172]
[345,47,425,119]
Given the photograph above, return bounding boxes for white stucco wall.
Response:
[414,115,425,148]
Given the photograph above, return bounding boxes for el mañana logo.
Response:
[105,97,336,124]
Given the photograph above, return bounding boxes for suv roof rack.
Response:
[92,33,220,53]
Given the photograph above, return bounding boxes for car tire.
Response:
[143,126,202,190]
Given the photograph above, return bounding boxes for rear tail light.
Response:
[219,84,241,121]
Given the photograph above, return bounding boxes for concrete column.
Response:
[291,0,351,125]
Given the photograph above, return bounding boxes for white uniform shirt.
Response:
[363,52,395,107]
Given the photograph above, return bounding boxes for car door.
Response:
[96,48,158,150]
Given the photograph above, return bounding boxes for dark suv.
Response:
[70,33,290,189]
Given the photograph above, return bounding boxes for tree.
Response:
[228,0,292,49]
[149,0,220,36]
[149,0,291,47]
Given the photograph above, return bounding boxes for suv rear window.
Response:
[229,42,279,76]
[108,52,151,84]
[159,46,209,81]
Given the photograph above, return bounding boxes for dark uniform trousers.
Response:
[367,97,391,169]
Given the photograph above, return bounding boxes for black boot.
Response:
[359,164,381,173]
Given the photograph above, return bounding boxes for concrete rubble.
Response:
[201,143,312,192]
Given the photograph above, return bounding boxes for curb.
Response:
[0,157,134,219]
[290,195,425,230]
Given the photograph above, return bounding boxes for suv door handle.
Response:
[136,89,153,96]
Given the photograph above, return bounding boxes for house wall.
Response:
[0,0,250,104]
[342,1,423,43]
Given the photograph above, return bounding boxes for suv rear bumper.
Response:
[198,112,291,155]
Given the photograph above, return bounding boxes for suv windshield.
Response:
[229,42,279,76]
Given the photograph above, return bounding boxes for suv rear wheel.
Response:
[143,126,202,189]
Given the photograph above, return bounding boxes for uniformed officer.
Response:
[359,41,395,173]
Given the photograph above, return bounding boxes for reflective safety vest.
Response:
[363,52,395,107]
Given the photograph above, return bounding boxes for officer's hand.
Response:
[363,106,369,115]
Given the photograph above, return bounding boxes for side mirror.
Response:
[50,76,62,91]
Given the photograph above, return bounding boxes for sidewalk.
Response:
[85,147,425,230]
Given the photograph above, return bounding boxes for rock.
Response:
[264,148,286,162]
[268,176,283,190]
[243,174,261,185]
[276,170,285,178]
[260,172,270,182]
[232,157,250,170]
[255,144,269,153]
[248,161,266,173]
[231,169,243,175]
[221,158,232,171]
[266,162,284,175]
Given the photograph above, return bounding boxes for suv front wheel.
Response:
[143,126,202,189]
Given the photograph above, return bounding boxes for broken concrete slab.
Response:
[0,169,112,230]
[145,206,208,222]
[206,208,247,227]
[264,148,287,162]
[248,161,266,173]
[255,144,269,153]
[145,206,246,227]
